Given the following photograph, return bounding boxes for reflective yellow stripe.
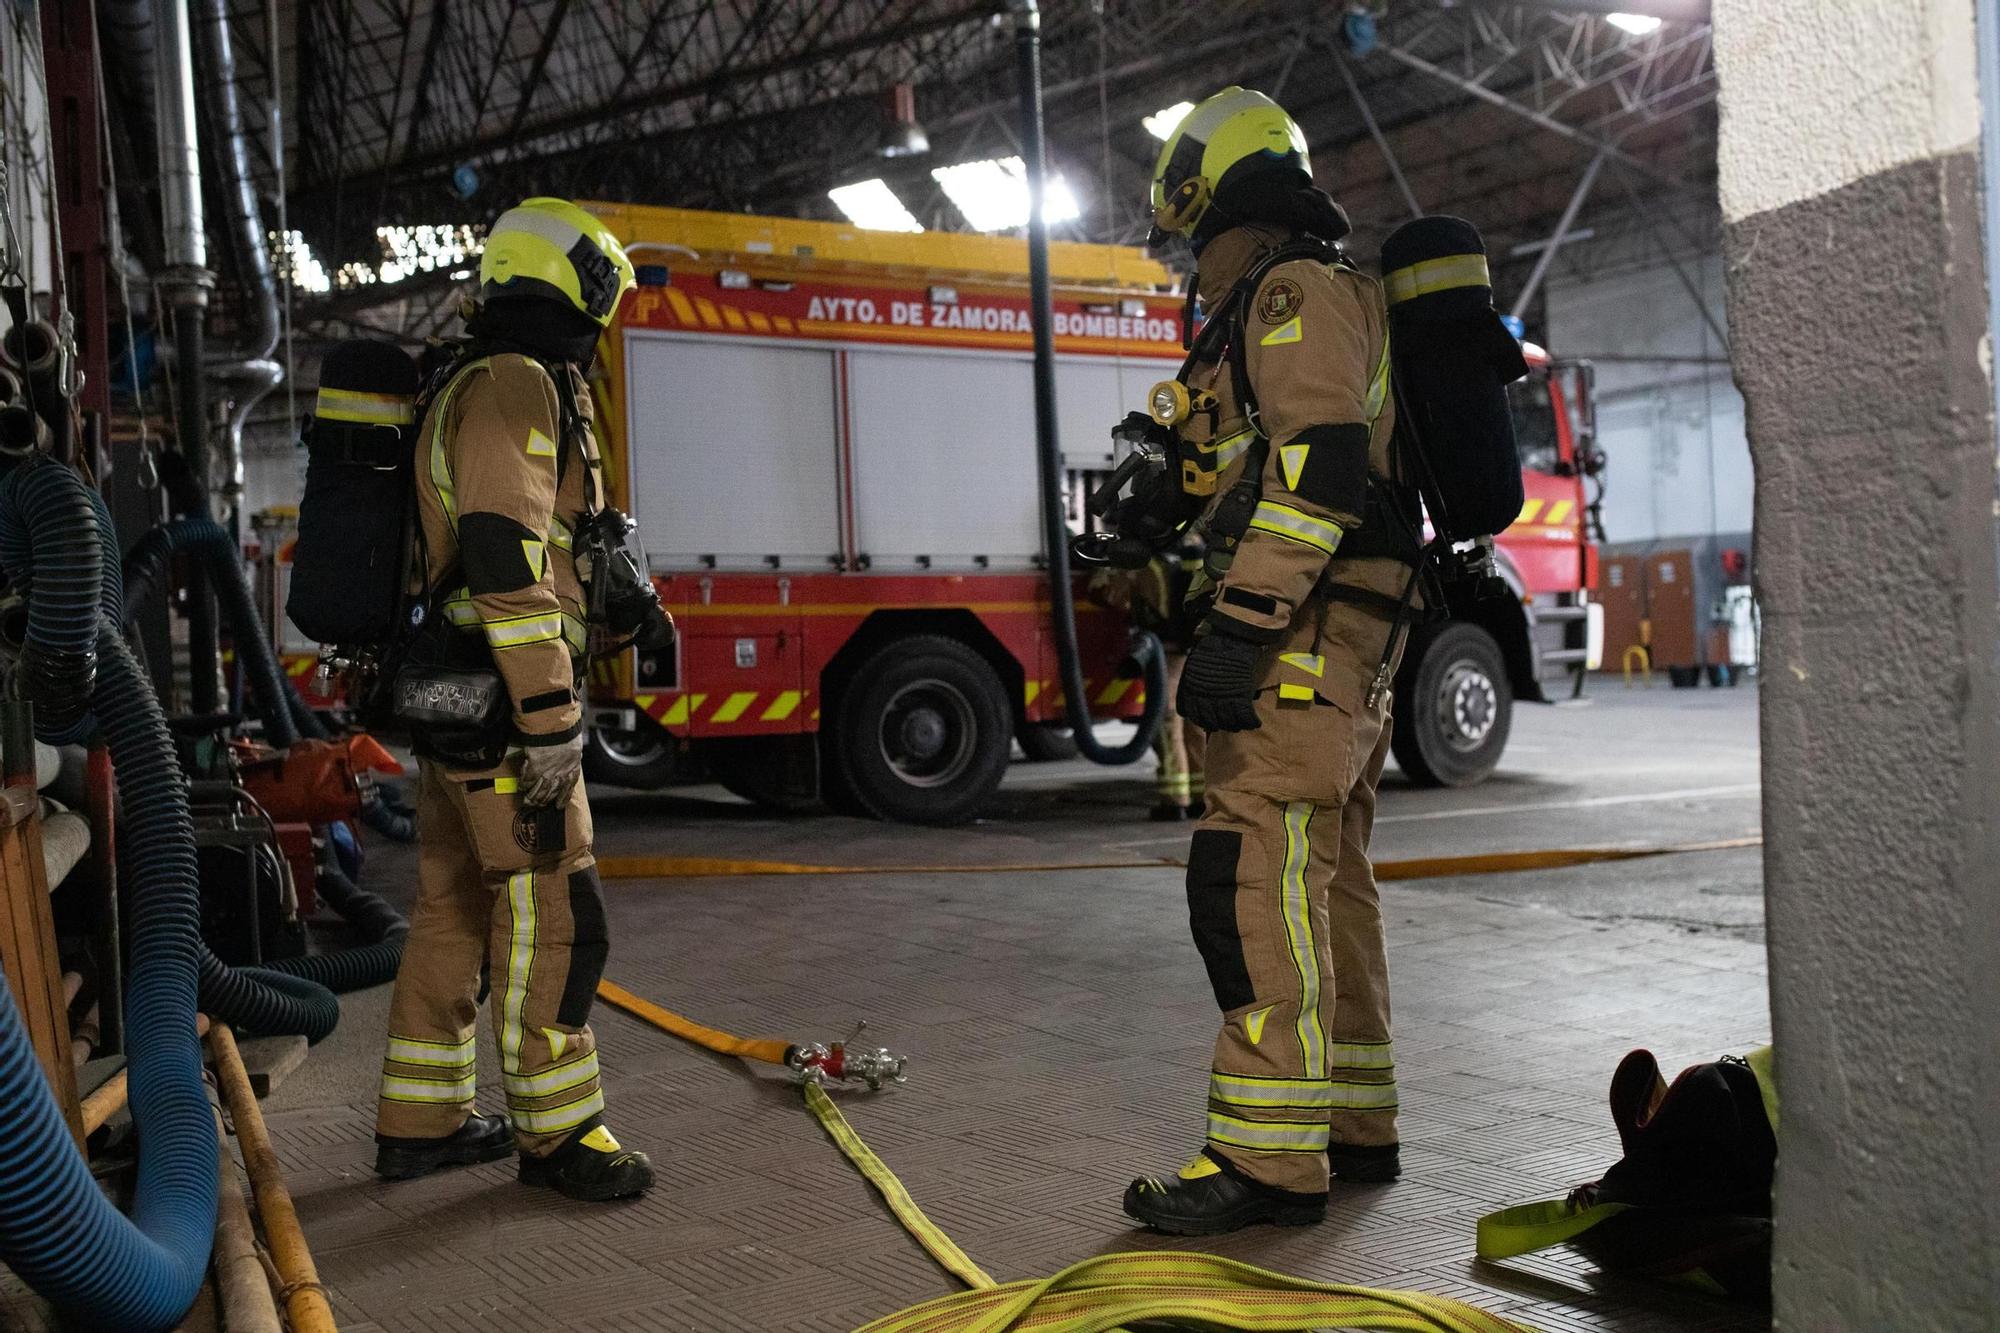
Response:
[501,870,536,1072]
[562,612,588,654]
[1327,1040,1394,1071]
[1385,252,1491,306]
[1259,315,1302,347]
[1196,427,1256,470]
[1278,682,1316,702]
[1545,500,1575,525]
[385,1034,476,1068]
[1518,498,1545,523]
[1210,1072,1336,1110]
[1329,1080,1400,1111]
[379,1072,477,1103]
[428,358,491,529]
[547,518,573,552]
[1249,500,1343,556]
[1365,332,1392,422]
[484,610,564,650]
[1206,1110,1332,1153]
[710,691,758,723]
[761,690,803,721]
[493,777,519,795]
[661,694,706,726]
[1281,802,1326,1078]
[1023,681,1042,707]
[503,1050,600,1100]
[316,386,413,425]
[511,1087,605,1135]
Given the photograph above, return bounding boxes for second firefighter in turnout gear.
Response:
[1090,536,1208,820]
[1118,88,1418,1236]
[374,197,656,1202]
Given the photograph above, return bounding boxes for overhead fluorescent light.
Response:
[827,178,924,233]
[1143,101,1196,141]
[930,156,1082,232]
[1606,12,1663,35]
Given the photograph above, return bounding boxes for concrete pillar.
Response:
[1713,1,2000,1326]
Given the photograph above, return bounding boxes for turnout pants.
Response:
[1153,650,1208,810]
[1186,601,1402,1194]
[376,758,611,1155]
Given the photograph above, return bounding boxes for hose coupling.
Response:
[787,1021,909,1090]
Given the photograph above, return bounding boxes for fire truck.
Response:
[273,205,1600,815]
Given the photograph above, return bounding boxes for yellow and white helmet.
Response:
[1148,87,1311,248]
[479,197,636,327]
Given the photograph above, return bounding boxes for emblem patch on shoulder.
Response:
[1258,277,1303,323]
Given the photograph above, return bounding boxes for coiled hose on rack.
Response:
[0,458,103,743]
[122,517,304,746]
[260,860,407,993]
[0,624,218,1329]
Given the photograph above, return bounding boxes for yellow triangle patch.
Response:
[1244,1006,1275,1045]
[525,427,558,457]
[579,1125,620,1153]
[521,538,547,580]
[544,1027,567,1061]
[1259,316,1302,347]
[1279,651,1325,678]
[1279,443,1310,490]
[1177,1154,1222,1181]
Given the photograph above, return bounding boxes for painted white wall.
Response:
[1546,254,1750,545]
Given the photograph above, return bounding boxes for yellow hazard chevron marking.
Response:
[525,427,558,458]
[761,691,803,721]
[709,692,759,724]
[1279,442,1309,490]
[665,289,698,325]
[660,694,707,726]
[1517,498,1544,523]
[1545,499,1575,525]
[694,297,723,328]
[1095,678,1133,706]
[1023,681,1042,706]
[1259,315,1303,346]
[521,538,546,579]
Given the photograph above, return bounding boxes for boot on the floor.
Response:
[519,1118,654,1201]
[375,1112,513,1180]
[1329,1140,1401,1183]
[1147,801,1192,822]
[1122,1150,1326,1236]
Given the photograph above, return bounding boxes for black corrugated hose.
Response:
[121,517,303,746]
[259,860,408,994]
[0,457,103,742]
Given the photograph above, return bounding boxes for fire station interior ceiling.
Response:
[112,0,1716,338]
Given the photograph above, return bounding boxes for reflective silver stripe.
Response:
[1281,802,1327,1078]
[1365,334,1391,422]
[443,591,477,626]
[1206,1111,1331,1153]
[562,612,588,654]
[1213,429,1256,471]
[497,206,584,257]
[1328,1080,1399,1111]
[511,1087,605,1136]
[1211,1072,1336,1109]
[484,611,564,650]
[1327,1041,1394,1071]
[380,1072,476,1103]
[504,1050,600,1100]
[1249,501,1342,556]
[386,1035,475,1069]
[547,518,573,552]
[500,871,536,1073]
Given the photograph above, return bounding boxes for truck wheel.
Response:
[1390,621,1512,788]
[583,721,677,790]
[834,635,1011,825]
[1017,723,1078,762]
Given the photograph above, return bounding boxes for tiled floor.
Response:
[7,688,1772,1331]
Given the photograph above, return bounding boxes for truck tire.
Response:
[1390,620,1512,788]
[583,721,678,790]
[833,635,1011,825]
[1017,723,1078,762]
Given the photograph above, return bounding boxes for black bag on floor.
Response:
[287,339,424,648]
[1379,216,1529,543]
[1477,1046,1777,1301]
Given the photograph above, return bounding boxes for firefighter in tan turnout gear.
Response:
[1118,89,1417,1236]
[373,198,655,1201]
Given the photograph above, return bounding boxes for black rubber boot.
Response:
[1147,801,1191,822]
[374,1113,513,1180]
[519,1118,654,1202]
[1122,1151,1326,1236]
[1329,1141,1402,1183]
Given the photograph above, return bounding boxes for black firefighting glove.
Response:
[1177,622,1264,733]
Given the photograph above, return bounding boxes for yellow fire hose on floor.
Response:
[598,978,1536,1333]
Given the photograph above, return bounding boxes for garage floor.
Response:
[14,684,1772,1332]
